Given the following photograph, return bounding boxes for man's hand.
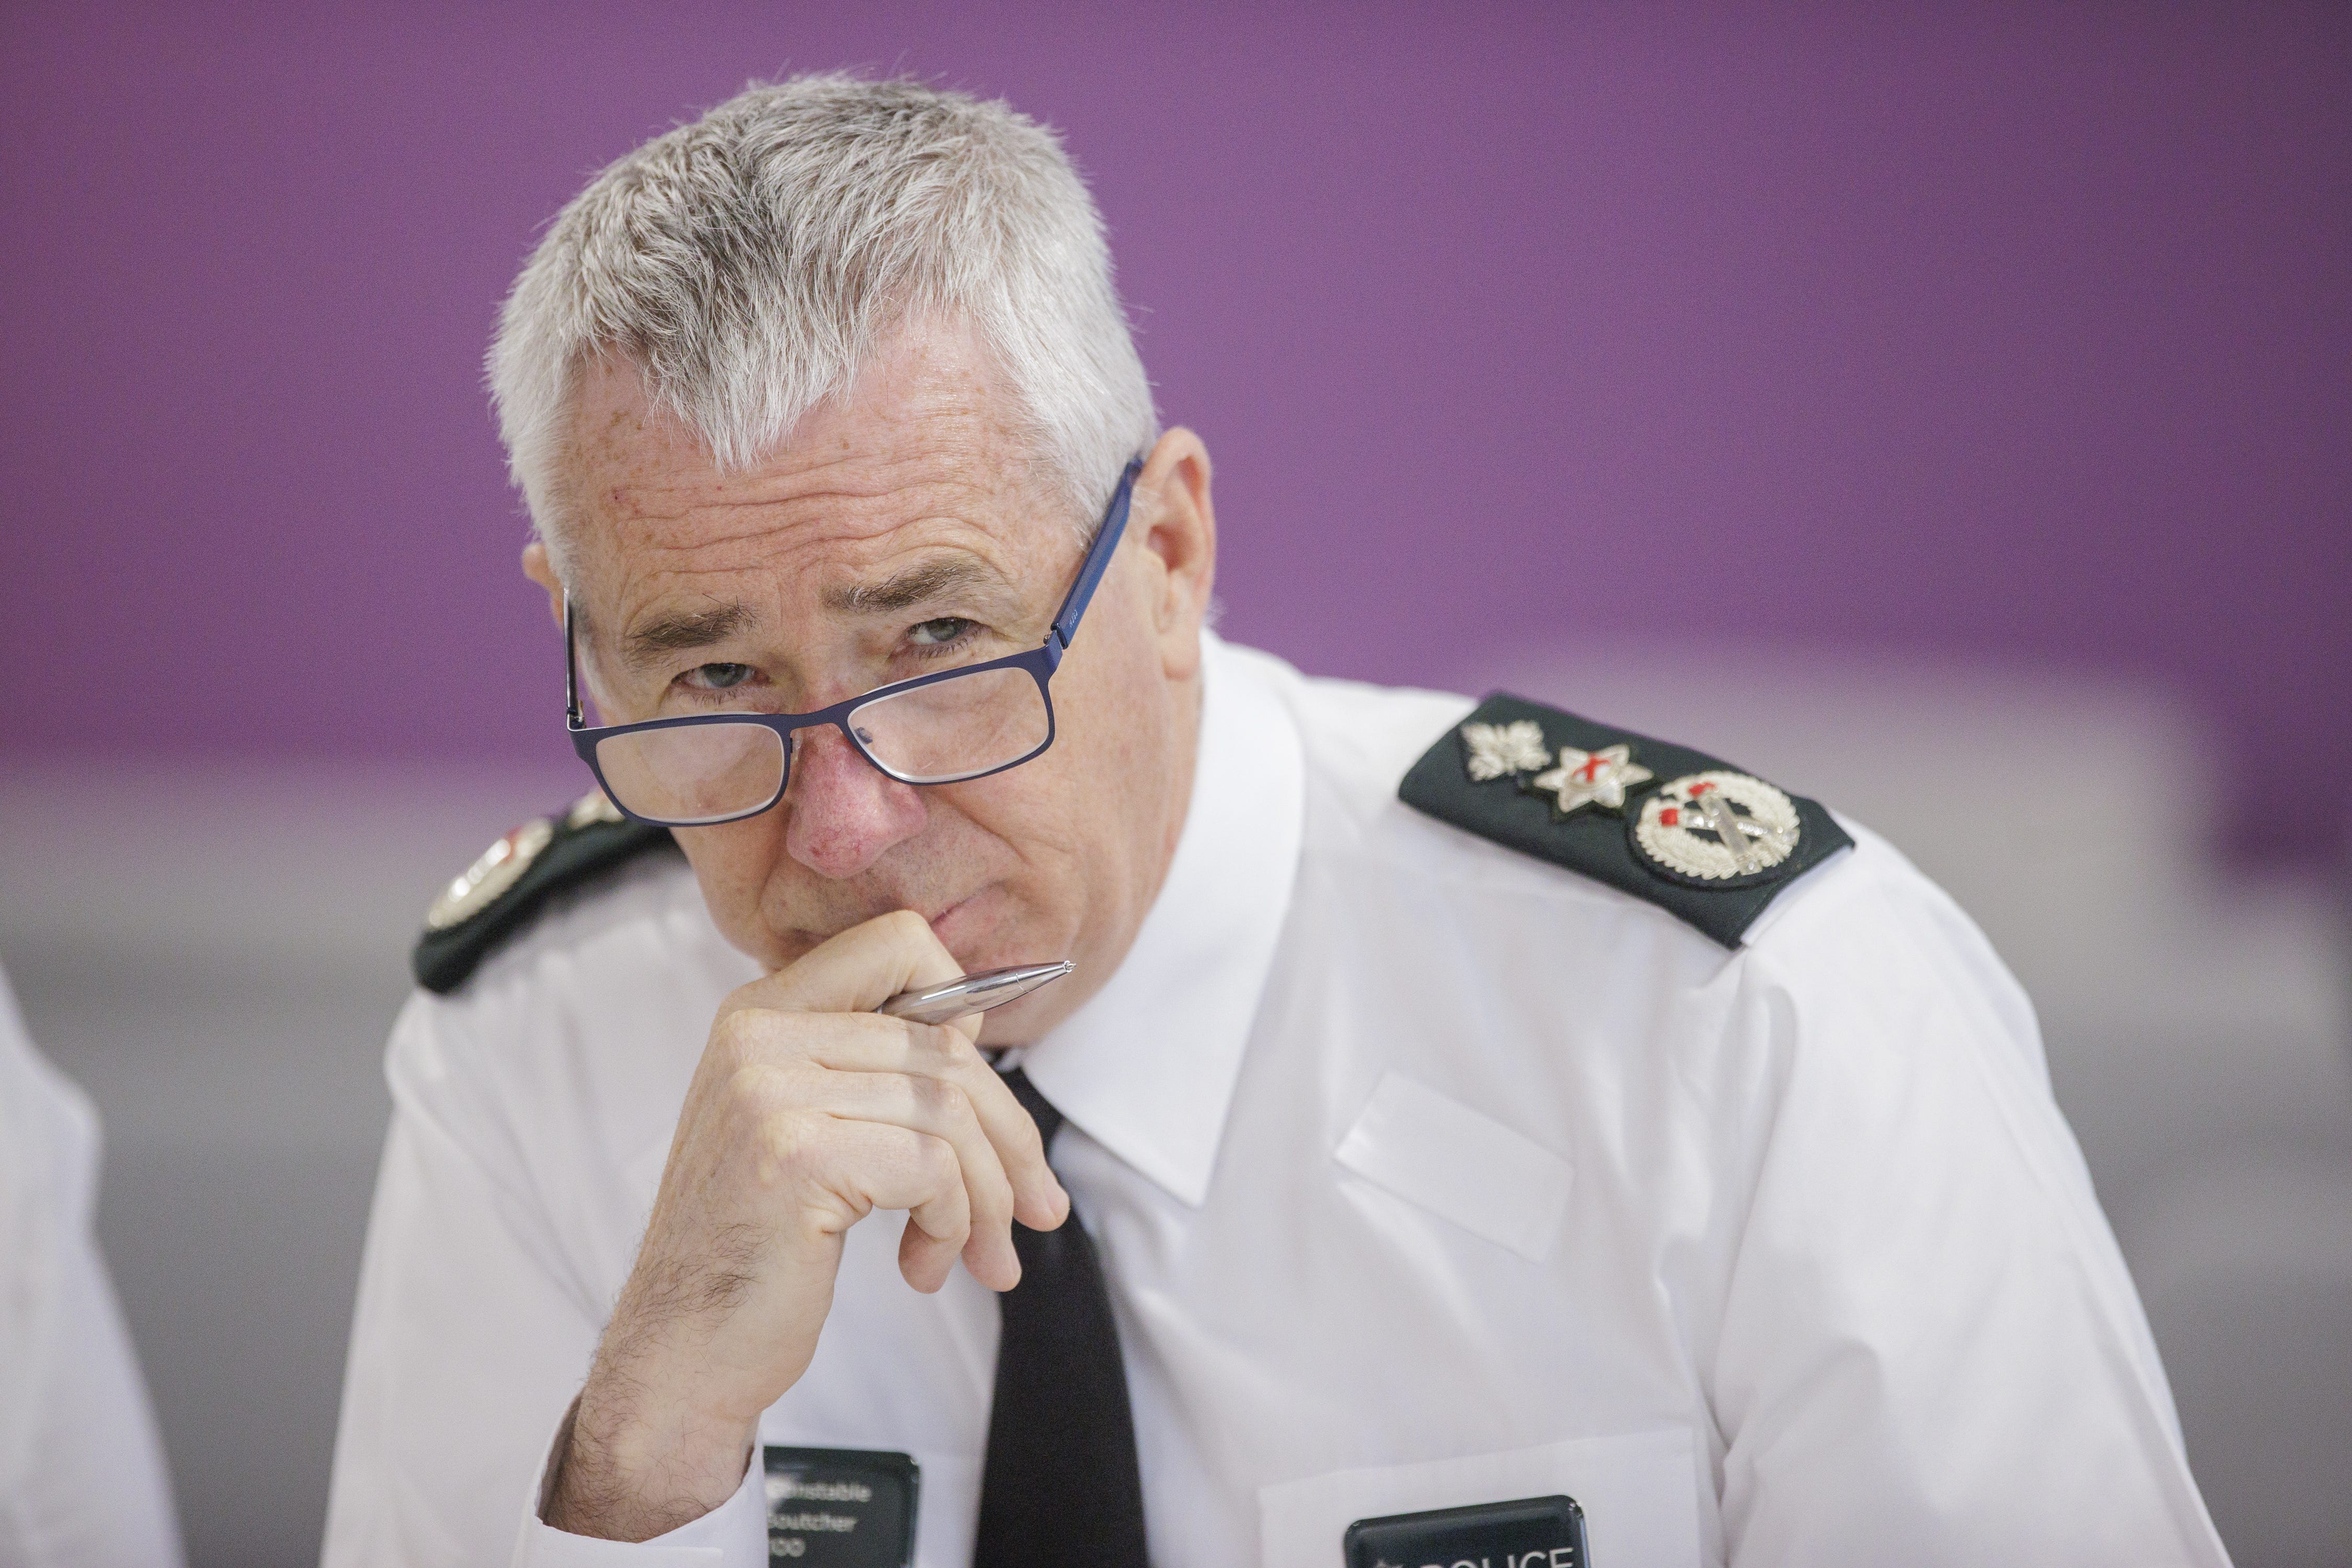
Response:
[545,910,1071,1541]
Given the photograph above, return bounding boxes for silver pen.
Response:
[876,961,1074,1026]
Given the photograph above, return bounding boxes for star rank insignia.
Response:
[1528,743,1653,818]
[1401,693,1855,948]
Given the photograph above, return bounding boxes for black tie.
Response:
[973,1068,1150,1567]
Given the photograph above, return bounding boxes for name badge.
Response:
[1344,1494,1589,1568]
[762,1446,919,1567]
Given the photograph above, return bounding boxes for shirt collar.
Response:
[1018,632,1305,1207]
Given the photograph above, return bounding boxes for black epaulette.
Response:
[412,792,682,995]
[1399,693,1853,949]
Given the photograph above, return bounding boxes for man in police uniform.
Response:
[324,75,2231,1567]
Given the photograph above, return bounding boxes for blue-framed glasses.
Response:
[564,458,1143,827]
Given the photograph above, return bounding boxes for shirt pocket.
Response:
[1258,1428,1704,1568]
[1333,1070,1575,1263]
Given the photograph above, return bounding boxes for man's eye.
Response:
[684,663,755,690]
[907,617,977,648]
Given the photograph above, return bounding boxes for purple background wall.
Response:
[3,3,2345,863]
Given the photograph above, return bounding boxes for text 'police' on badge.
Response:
[1343,1493,1589,1568]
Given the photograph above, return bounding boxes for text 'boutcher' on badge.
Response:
[763,1446,918,1567]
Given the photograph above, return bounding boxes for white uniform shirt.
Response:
[325,635,2230,1567]
[0,966,185,1568]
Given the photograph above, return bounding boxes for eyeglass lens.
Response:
[593,722,788,826]
[592,665,1051,823]
[849,665,1050,785]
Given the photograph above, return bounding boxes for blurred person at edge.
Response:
[323,76,2231,1568]
[0,962,185,1567]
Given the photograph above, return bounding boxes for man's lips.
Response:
[783,884,995,951]
[925,887,997,953]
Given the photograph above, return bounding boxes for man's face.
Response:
[528,320,1215,1042]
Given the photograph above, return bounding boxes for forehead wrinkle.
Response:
[613,477,1009,560]
[616,478,978,528]
[613,518,1023,622]
[598,420,1007,524]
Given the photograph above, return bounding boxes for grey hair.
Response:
[488,74,1158,571]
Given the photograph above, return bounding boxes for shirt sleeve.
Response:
[1706,850,2230,1566]
[325,993,771,1568]
[324,995,590,1566]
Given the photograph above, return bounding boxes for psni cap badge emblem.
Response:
[1632,770,1802,883]
[425,816,556,931]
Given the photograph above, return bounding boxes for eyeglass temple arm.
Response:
[1046,458,1145,664]
[563,593,584,728]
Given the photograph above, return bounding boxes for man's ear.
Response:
[522,540,566,628]
[1134,428,1216,679]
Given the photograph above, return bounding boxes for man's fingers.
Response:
[718,910,1070,1232]
[810,1120,978,1292]
[746,1012,1069,1231]
[693,910,1068,1302]
[898,1216,962,1294]
[731,909,964,1019]
[952,1058,1067,1232]
[805,1067,1023,1288]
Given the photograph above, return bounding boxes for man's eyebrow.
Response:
[618,603,757,668]
[823,555,1008,614]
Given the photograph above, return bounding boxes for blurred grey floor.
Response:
[4,652,2350,1566]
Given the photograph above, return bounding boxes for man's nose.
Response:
[780,726,929,880]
